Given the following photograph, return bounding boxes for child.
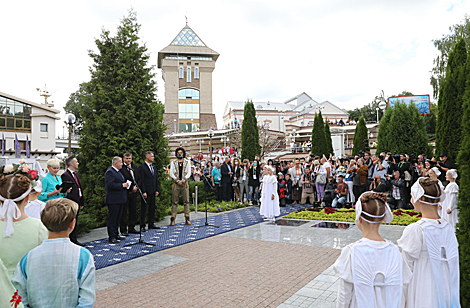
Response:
[397,177,459,307]
[24,180,46,219]
[334,192,410,307]
[440,169,459,231]
[11,198,95,308]
[259,167,280,222]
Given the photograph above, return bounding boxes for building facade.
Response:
[158,25,219,134]
[0,91,60,166]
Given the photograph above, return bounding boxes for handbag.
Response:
[316,174,326,185]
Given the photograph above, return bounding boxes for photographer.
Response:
[284,173,293,204]
[352,158,368,202]
[322,176,336,207]
[386,171,406,209]
[288,159,304,204]
[300,166,315,204]
[332,174,348,208]
[437,153,452,186]
[370,174,387,193]
[372,154,388,181]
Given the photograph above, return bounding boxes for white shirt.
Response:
[169,159,191,181]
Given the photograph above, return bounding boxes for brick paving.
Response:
[95,235,340,308]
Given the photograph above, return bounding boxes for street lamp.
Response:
[208,128,214,162]
[376,107,380,123]
[66,114,76,156]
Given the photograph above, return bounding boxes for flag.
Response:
[15,134,21,158]
[26,135,30,158]
[1,133,4,156]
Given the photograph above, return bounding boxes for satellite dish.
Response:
[378,101,387,110]
[66,113,76,124]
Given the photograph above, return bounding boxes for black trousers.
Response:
[353,185,366,202]
[120,192,138,232]
[141,192,156,227]
[107,203,124,240]
[222,182,232,201]
[69,207,80,243]
[387,197,405,210]
[214,183,223,201]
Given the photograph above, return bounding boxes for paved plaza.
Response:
[79,207,406,307]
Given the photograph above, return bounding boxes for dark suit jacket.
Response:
[120,163,141,194]
[220,163,233,184]
[105,167,127,204]
[138,162,160,195]
[61,169,84,206]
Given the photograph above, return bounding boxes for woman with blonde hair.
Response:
[39,159,71,202]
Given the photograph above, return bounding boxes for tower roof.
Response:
[158,25,219,68]
[170,26,206,47]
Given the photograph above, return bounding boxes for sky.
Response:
[1,0,469,137]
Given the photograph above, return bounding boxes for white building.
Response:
[0,91,60,167]
[223,92,350,131]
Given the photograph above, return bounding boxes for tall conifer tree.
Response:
[241,101,260,160]
[324,120,334,156]
[311,111,328,156]
[436,38,467,164]
[377,107,392,153]
[78,10,169,228]
[352,116,368,155]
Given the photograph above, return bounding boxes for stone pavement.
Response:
[79,208,405,307]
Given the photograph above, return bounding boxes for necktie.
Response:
[127,165,135,181]
[72,172,80,187]
[150,164,154,175]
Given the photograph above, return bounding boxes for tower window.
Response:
[187,67,191,83]
[179,66,183,79]
[194,66,199,79]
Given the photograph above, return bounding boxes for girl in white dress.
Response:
[428,167,445,217]
[259,167,280,222]
[334,192,411,308]
[24,180,45,220]
[440,169,459,231]
[397,177,459,308]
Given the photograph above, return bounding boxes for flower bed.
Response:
[285,208,422,226]
[168,201,250,215]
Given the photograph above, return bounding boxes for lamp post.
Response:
[66,114,76,156]
[197,139,203,152]
[378,101,387,123]
[376,107,380,123]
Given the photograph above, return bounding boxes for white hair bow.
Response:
[0,187,32,237]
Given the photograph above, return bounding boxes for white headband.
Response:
[32,180,42,193]
[355,192,393,224]
[0,187,32,237]
[448,169,458,179]
[410,177,446,206]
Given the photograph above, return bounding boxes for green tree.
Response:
[424,102,438,138]
[324,120,333,156]
[436,38,467,164]
[77,10,169,230]
[241,101,260,160]
[352,116,368,155]
[310,111,328,156]
[348,90,386,122]
[457,65,470,306]
[376,107,392,153]
[431,15,470,98]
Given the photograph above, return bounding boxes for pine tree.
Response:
[311,111,328,156]
[77,10,169,229]
[352,116,368,155]
[436,38,467,164]
[457,68,470,307]
[241,101,260,160]
[324,120,334,156]
[377,106,392,153]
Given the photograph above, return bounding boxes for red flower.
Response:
[10,290,22,308]
[324,208,338,214]
[28,169,38,180]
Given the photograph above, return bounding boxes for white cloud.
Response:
[1,0,469,135]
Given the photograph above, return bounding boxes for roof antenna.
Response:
[185,14,188,26]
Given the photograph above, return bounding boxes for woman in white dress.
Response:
[440,169,459,231]
[334,192,410,308]
[397,177,459,308]
[259,167,280,222]
[24,180,45,220]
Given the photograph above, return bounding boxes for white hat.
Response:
[431,167,441,176]
[411,177,446,205]
[355,192,393,224]
[448,169,458,179]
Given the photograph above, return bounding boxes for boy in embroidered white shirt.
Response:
[12,198,95,308]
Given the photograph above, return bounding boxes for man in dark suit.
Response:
[120,152,141,235]
[61,156,85,246]
[105,156,129,243]
[138,151,160,232]
[220,157,233,201]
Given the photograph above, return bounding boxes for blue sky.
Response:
[0,0,469,134]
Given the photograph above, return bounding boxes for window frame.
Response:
[40,123,48,132]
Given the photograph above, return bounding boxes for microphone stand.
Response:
[124,168,156,247]
[195,173,219,229]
